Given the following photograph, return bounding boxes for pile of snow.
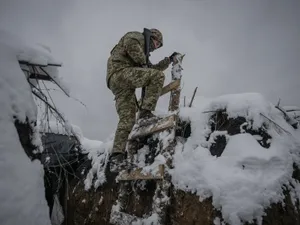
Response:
[1,29,70,97]
[171,93,300,225]
[39,120,83,139]
[81,91,300,225]
[84,136,112,190]
[0,30,62,225]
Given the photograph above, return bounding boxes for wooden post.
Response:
[188,87,198,107]
[168,54,185,112]
[160,80,180,97]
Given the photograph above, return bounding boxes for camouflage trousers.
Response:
[109,67,165,154]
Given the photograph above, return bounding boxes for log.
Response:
[160,80,181,96]
[129,115,177,140]
[117,165,164,181]
[169,84,181,112]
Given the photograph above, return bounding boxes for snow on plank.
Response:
[117,165,164,181]
[129,115,177,140]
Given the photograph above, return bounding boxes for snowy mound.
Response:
[172,93,300,225]
[84,136,113,190]
[0,30,65,225]
[70,92,300,225]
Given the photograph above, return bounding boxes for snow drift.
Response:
[172,93,300,225]
[76,92,300,225]
[0,30,65,225]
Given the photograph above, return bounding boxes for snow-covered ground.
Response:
[0,30,55,225]
[1,28,299,225]
[172,93,300,225]
[85,92,300,225]
[84,136,112,190]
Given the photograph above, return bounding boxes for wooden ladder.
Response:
[110,54,184,225]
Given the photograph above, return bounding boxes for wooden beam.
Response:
[160,80,180,96]
[129,115,177,140]
[19,60,62,67]
[118,165,164,181]
[169,81,181,112]
[188,87,198,107]
[29,74,52,81]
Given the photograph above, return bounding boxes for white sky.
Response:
[0,0,299,140]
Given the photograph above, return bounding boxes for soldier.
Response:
[106,28,178,165]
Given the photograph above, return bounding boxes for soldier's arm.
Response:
[149,57,171,71]
[124,37,147,66]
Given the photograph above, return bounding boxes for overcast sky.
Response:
[0,0,299,140]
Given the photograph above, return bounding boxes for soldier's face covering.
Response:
[153,39,162,49]
[149,38,162,52]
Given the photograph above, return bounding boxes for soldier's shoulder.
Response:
[123,31,144,42]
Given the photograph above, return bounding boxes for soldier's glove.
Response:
[169,52,179,63]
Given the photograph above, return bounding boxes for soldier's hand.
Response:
[141,62,153,68]
[169,52,179,63]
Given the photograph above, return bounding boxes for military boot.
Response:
[109,152,126,172]
[139,109,156,120]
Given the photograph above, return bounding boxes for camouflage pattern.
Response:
[106,30,169,87]
[109,67,165,153]
[106,30,170,154]
[148,57,170,71]
[107,31,146,87]
[150,28,163,47]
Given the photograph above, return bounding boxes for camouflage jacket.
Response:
[106,31,170,88]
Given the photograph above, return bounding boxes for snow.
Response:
[110,200,160,225]
[171,53,184,80]
[80,89,300,224]
[132,213,159,225]
[214,217,225,225]
[141,154,166,176]
[171,92,300,225]
[84,136,112,190]
[51,194,64,225]
[0,30,52,225]
[0,30,69,98]
[39,120,82,137]
[17,46,60,66]
[283,106,300,122]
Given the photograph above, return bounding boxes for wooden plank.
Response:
[29,74,52,81]
[160,79,180,96]
[169,87,181,112]
[118,165,164,181]
[129,115,177,140]
[19,60,62,67]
